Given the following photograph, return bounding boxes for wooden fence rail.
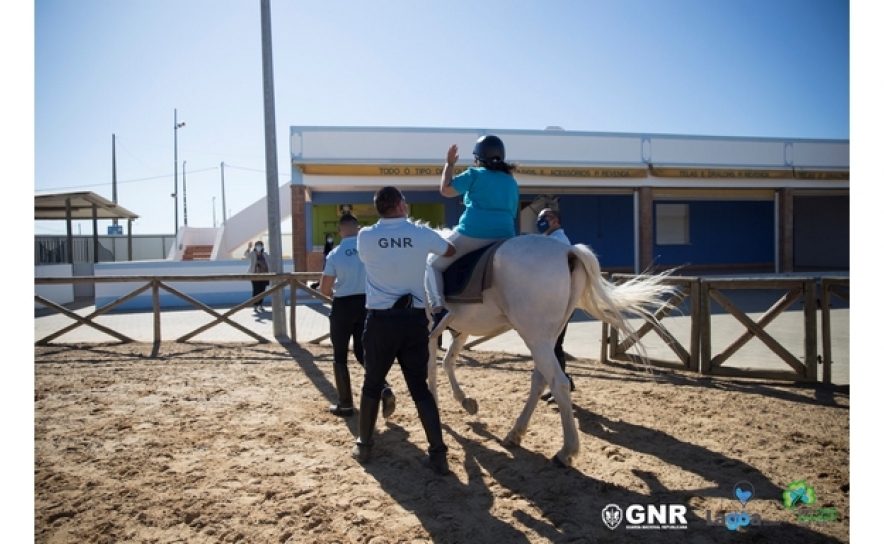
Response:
[35,273,323,346]
[601,276,847,382]
[601,275,701,371]
[700,278,818,382]
[35,273,849,383]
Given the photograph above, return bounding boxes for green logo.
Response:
[783,480,817,509]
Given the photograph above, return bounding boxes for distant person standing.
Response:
[352,186,456,475]
[319,214,396,418]
[536,208,576,402]
[244,240,270,311]
[323,233,335,265]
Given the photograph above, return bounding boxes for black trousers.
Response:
[554,312,574,372]
[251,281,269,305]
[329,294,367,367]
[361,309,432,402]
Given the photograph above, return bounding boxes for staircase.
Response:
[182,245,213,261]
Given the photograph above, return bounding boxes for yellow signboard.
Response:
[650,167,793,179]
[514,167,647,178]
[794,171,849,180]
[297,163,849,181]
[298,163,646,178]
[299,164,469,176]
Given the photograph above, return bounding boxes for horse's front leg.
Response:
[442,331,477,414]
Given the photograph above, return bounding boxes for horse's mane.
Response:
[412,218,454,238]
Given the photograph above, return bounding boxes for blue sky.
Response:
[24,0,853,236]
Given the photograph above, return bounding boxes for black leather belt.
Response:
[367,308,425,316]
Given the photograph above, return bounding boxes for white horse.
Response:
[427,234,677,467]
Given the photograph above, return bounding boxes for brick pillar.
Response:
[778,187,794,273]
[638,187,654,272]
[291,186,308,273]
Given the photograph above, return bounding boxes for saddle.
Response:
[443,240,507,304]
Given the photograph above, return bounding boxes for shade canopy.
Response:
[35,190,139,221]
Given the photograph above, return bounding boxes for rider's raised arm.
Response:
[440,144,460,198]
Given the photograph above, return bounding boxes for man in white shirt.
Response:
[353,186,456,475]
[320,213,396,418]
[537,208,576,402]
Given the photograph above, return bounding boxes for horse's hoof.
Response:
[462,398,478,415]
[551,454,571,468]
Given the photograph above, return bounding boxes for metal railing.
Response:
[35,235,176,265]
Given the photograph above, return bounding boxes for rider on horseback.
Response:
[426,134,520,338]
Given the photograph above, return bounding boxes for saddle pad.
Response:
[444,240,506,303]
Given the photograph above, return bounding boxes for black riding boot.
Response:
[351,395,380,463]
[329,364,354,417]
[414,397,450,475]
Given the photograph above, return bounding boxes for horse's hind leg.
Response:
[502,366,547,448]
[441,331,478,414]
[503,342,579,467]
[548,386,578,467]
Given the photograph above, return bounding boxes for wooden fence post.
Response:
[599,322,609,364]
[289,276,297,343]
[700,281,711,375]
[151,278,161,356]
[821,280,832,384]
[689,279,701,372]
[804,280,818,381]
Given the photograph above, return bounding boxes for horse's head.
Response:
[527,194,560,214]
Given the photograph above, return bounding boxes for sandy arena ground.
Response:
[35,342,849,543]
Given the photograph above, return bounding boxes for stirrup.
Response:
[429,309,454,339]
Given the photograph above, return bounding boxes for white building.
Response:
[288,126,848,274]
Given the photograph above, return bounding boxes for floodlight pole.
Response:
[260,0,287,339]
[220,161,228,224]
[183,160,188,227]
[173,109,185,239]
[112,134,118,227]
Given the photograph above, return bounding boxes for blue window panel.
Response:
[654,201,774,267]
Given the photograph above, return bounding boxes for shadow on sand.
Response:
[351,415,844,543]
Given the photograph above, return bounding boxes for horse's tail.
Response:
[569,243,678,363]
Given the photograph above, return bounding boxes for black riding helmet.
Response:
[473,135,505,165]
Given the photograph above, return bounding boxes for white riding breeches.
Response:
[425,231,505,310]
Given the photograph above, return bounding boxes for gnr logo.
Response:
[603,504,689,530]
[601,504,623,530]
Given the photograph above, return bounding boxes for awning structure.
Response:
[34,190,139,264]
[35,190,139,221]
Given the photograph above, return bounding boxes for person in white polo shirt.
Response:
[319,213,395,418]
[352,186,456,475]
[536,207,577,402]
